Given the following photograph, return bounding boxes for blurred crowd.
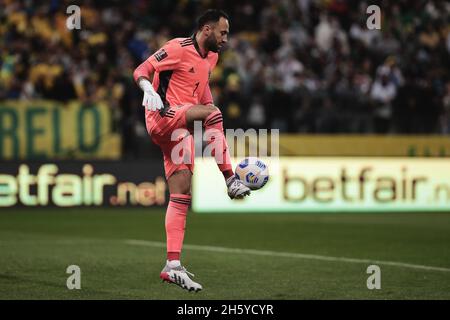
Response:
[1,0,450,157]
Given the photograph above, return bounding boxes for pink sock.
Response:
[204,111,233,177]
[165,194,191,261]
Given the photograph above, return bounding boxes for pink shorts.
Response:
[146,105,195,179]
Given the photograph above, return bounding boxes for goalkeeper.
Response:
[133,10,250,292]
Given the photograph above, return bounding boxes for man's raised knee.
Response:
[186,104,221,126]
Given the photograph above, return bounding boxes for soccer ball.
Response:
[235,157,269,190]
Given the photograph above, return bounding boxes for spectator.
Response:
[371,73,397,133]
[0,0,448,143]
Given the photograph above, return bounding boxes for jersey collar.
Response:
[191,34,208,59]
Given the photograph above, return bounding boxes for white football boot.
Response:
[226,176,251,199]
[160,263,202,292]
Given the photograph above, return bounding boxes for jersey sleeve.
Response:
[148,40,184,72]
[133,59,155,83]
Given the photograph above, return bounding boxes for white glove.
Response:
[138,78,164,111]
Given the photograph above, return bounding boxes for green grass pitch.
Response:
[0,208,449,299]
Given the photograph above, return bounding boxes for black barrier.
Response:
[0,300,440,318]
[0,161,168,208]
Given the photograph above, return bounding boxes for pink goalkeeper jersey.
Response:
[144,36,218,108]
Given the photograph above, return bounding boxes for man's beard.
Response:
[205,35,220,53]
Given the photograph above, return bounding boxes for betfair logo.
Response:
[283,166,450,204]
[0,164,115,207]
[0,164,167,207]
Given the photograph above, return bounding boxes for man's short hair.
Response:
[196,9,229,30]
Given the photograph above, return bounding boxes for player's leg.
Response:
[146,109,201,291]
[186,104,233,177]
[158,134,202,291]
[165,169,191,264]
[186,104,250,199]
